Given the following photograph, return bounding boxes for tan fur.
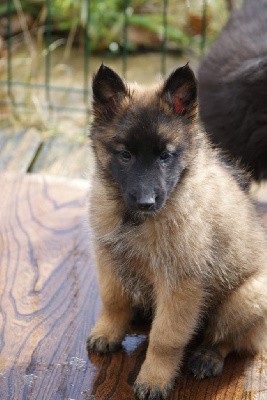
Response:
[87,78,267,399]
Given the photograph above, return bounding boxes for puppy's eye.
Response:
[119,150,132,162]
[160,151,172,163]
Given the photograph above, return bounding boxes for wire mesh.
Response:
[0,0,212,118]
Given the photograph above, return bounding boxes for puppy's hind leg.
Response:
[187,342,231,380]
[208,272,267,354]
[188,272,267,379]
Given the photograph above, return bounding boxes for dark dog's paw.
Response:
[86,334,121,354]
[187,347,224,379]
[133,382,171,400]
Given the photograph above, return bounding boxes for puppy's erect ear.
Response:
[161,64,197,117]
[92,64,128,117]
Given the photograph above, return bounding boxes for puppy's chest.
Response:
[104,224,161,303]
[103,218,180,282]
[109,220,170,262]
[106,223,155,272]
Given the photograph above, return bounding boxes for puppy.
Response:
[87,64,267,400]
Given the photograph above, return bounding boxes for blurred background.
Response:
[0,0,242,179]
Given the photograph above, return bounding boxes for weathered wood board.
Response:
[0,173,266,400]
[30,136,90,179]
[0,128,41,172]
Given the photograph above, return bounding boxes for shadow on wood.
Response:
[0,173,266,399]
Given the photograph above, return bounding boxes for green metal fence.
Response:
[0,0,210,117]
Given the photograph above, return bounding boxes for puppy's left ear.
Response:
[161,64,197,117]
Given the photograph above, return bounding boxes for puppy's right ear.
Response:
[92,64,128,117]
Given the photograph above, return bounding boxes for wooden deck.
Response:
[0,127,267,399]
[0,126,89,179]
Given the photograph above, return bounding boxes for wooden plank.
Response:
[0,128,41,172]
[31,136,90,179]
[0,173,95,400]
[0,172,266,400]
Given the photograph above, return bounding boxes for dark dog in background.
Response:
[198,0,267,182]
[87,64,267,400]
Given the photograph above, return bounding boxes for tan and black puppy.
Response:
[87,64,267,400]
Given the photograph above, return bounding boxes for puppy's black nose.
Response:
[136,196,155,211]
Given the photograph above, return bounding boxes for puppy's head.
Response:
[90,64,198,215]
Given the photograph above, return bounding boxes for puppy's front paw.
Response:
[86,334,121,354]
[133,381,172,400]
[187,347,224,379]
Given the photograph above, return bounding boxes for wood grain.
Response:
[0,172,266,400]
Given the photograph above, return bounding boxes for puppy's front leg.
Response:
[134,279,203,400]
[87,245,132,354]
